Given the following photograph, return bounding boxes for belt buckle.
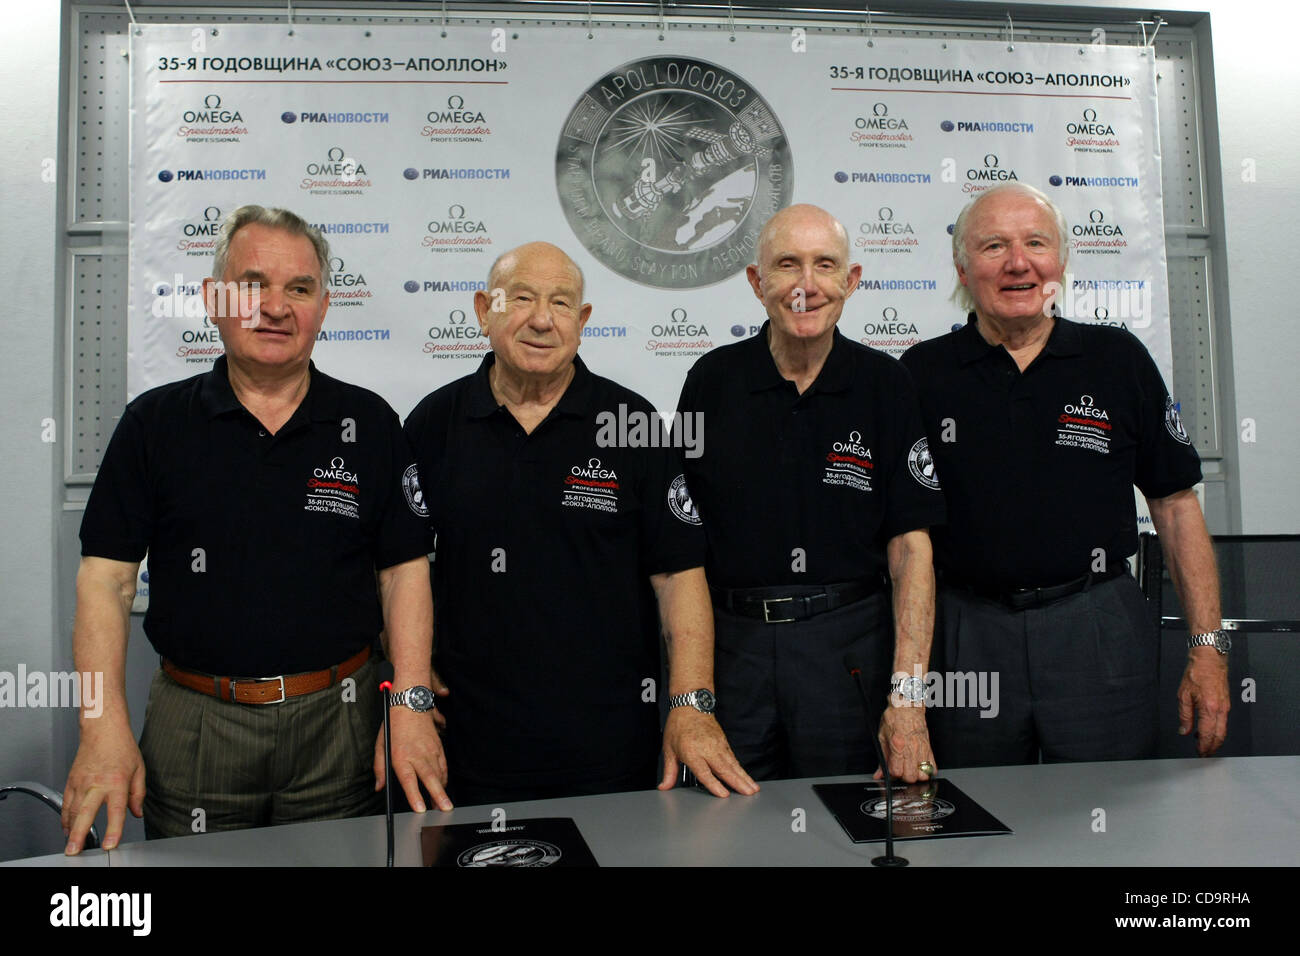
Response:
[763,597,796,624]
[230,675,286,705]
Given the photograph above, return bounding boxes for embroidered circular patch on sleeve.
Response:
[668,474,702,525]
[1165,397,1192,445]
[403,463,429,517]
[907,437,941,490]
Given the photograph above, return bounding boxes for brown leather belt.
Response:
[162,645,371,705]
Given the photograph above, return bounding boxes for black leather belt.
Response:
[710,578,885,624]
[944,562,1129,611]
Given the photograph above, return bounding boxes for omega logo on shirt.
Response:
[562,456,620,514]
[824,429,874,492]
[1055,393,1113,455]
[305,455,361,518]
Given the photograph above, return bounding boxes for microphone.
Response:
[843,653,907,868]
[377,660,395,868]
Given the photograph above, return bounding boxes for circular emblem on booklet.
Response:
[907,437,940,490]
[457,840,563,868]
[1165,397,1192,445]
[668,474,701,525]
[860,795,956,823]
[402,463,429,517]
[555,56,793,289]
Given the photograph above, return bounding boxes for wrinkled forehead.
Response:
[966,194,1060,244]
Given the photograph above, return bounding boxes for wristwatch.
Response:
[890,675,926,704]
[1187,629,1231,655]
[389,685,437,713]
[668,688,716,714]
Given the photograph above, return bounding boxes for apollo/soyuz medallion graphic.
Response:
[557,56,793,289]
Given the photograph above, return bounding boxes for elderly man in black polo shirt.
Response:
[62,206,449,854]
[677,204,946,784]
[900,182,1230,766]
[405,241,757,805]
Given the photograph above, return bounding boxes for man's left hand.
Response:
[875,705,935,783]
[374,707,454,812]
[1177,647,1230,756]
[659,708,759,798]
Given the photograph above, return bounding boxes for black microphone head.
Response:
[377,660,395,686]
[843,653,862,675]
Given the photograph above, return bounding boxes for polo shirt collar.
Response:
[955,312,1081,365]
[199,354,338,423]
[466,351,594,420]
[743,321,853,394]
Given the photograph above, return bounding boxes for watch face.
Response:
[406,685,436,712]
[694,689,716,713]
[897,677,925,701]
[1215,631,1232,653]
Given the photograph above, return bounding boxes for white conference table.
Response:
[8,756,1297,867]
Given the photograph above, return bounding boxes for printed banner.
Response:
[130,24,1171,415]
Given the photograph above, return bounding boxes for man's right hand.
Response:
[61,719,145,854]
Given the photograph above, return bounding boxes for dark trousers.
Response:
[929,574,1160,768]
[139,657,383,838]
[713,591,893,781]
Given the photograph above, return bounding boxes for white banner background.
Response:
[130,24,1171,417]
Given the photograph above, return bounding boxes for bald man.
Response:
[677,205,945,784]
[404,242,756,805]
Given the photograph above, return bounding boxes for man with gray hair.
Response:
[63,205,450,854]
[901,182,1230,767]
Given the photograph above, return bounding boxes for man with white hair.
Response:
[900,183,1230,766]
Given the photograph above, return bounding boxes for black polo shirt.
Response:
[80,356,430,675]
[404,353,704,790]
[676,322,946,589]
[900,315,1202,590]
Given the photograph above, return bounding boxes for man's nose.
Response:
[1004,241,1031,271]
[258,285,290,318]
[527,300,555,329]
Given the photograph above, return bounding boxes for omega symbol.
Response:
[1079,395,1094,407]
[1089,209,1104,223]
[1082,108,1098,122]
[878,206,894,221]
[331,457,346,468]
[327,146,345,161]
[872,102,888,116]
[448,95,464,109]
[671,307,688,321]
[984,154,1000,168]
[448,204,466,219]
[204,94,222,108]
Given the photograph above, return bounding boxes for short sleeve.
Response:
[1132,337,1202,499]
[880,363,947,540]
[641,406,706,577]
[79,405,153,562]
[373,404,434,570]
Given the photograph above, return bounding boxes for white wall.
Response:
[0,2,63,859]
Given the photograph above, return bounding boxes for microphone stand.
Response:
[378,661,395,868]
[845,656,908,867]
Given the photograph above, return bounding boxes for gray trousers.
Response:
[929,574,1160,768]
[139,656,383,838]
[713,591,893,781]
